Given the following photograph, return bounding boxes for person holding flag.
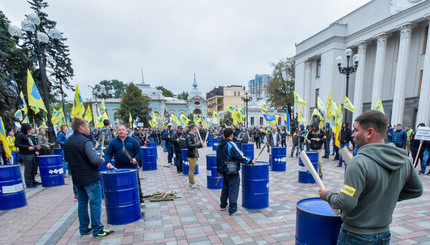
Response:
[15,124,41,187]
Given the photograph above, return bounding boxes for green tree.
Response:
[156,86,174,97]
[95,79,126,98]
[118,83,150,127]
[219,112,233,127]
[177,91,189,100]
[267,57,295,122]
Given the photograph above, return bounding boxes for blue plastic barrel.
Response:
[207,136,214,147]
[242,143,254,160]
[141,147,157,171]
[146,141,157,158]
[206,154,222,189]
[54,148,62,156]
[148,136,155,142]
[298,151,319,184]
[213,138,221,144]
[296,198,342,245]
[212,143,219,151]
[37,155,65,187]
[181,148,198,175]
[234,141,242,150]
[271,147,286,171]
[0,165,27,210]
[100,169,141,225]
[242,162,269,209]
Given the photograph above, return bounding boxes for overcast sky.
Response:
[1,0,370,100]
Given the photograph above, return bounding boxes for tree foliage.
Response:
[177,91,189,100]
[219,112,233,127]
[94,79,126,98]
[156,86,174,97]
[267,58,295,122]
[118,83,150,128]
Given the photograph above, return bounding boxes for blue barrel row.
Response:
[207,136,214,147]
[206,154,222,189]
[141,147,157,171]
[0,165,27,210]
[37,155,65,187]
[271,147,286,171]
[242,162,269,209]
[298,151,319,184]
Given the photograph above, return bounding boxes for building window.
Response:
[260,117,263,125]
[316,58,321,78]
[234,91,236,96]
[315,88,319,108]
[419,70,423,96]
[423,25,429,54]
[238,92,240,96]
[251,117,254,125]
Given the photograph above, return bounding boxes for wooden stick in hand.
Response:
[254,143,267,162]
[339,147,353,164]
[299,151,340,215]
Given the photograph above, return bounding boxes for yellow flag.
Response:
[373,99,385,114]
[293,91,307,106]
[213,111,220,121]
[325,92,333,120]
[71,85,85,118]
[260,101,268,112]
[96,107,104,128]
[334,101,343,147]
[0,117,11,158]
[27,69,47,114]
[20,91,28,116]
[226,104,236,113]
[101,98,107,111]
[317,97,325,111]
[343,96,355,112]
[170,113,181,125]
[84,105,93,123]
[298,108,307,123]
[102,111,109,120]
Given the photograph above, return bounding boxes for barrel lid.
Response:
[206,154,216,157]
[0,164,20,169]
[100,169,137,174]
[141,147,155,149]
[242,161,268,166]
[297,197,339,217]
[37,154,61,158]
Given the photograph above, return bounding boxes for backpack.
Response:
[101,127,113,146]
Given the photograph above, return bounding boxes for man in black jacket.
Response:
[216,128,256,215]
[307,121,326,178]
[338,122,352,167]
[64,118,113,238]
[186,125,203,189]
[323,123,332,159]
[131,127,144,146]
[15,124,41,188]
[171,126,187,173]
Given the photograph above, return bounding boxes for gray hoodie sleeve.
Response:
[84,141,104,166]
[398,163,423,201]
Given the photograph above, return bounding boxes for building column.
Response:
[391,24,413,125]
[304,61,312,120]
[371,33,388,108]
[353,42,367,120]
[417,18,430,125]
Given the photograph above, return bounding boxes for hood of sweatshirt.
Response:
[358,143,409,171]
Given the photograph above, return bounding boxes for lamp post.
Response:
[9,13,62,143]
[241,92,252,128]
[336,48,359,121]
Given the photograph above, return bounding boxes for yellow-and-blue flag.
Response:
[298,108,307,123]
[334,101,343,147]
[27,69,47,114]
[102,111,109,120]
[317,97,325,111]
[129,112,133,126]
[101,98,107,111]
[84,105,93,123]
[213,111,220,121]
[66,114,71,127]
[0,117,11,158]
[170,113,181,126]
[344,96,355,112]
[226,104,236,113]
[284,107,290,135]
[14,110,23,121]
[260,101,268,112]
[238,107,245,117]
[262,112,278,126]
[153,112,162,120]
[373,99,385,114]
[22,116,29,123]
[180,114,189,125]
[325,92,333,120]
[193,114,201,124]
[95,108,103,128]
[293,91,307,106]
[312,108,324,128]
[71,85,85,118]
[52,107,64,125]
[20,91,28,116]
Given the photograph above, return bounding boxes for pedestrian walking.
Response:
[186,125,203,189]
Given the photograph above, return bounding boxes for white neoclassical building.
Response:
[295,0,430,127]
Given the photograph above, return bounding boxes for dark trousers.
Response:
[22,154,38,186]
[255,138,261,149]
[324,140,331,157]
[411,146,423,167]
[281,139,286,147]
[220,174,240,214]
[175,150,182,173]
[167,144,174,163]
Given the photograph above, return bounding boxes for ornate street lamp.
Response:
[241,92,252,128]
[9,13,62,143]
[336,48,359,121]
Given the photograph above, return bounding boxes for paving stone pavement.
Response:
[1,141,429,245]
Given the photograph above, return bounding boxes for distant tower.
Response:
[141,67,144,84]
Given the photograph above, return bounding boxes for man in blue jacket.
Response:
[392,124,407,148]
[216,128,256,215]
[105,125,144,205]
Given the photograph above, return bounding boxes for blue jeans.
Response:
[12,151,20,165]
[324,140,331,157]
[337,227,391,245]
[299,141,304,153]
[421,149,430,174]
[339,143,350,166]
[167,144,174,163]
[290,145,298,157]
[161,140,167,152]
[77,181,104,236]
[220,174,240,214]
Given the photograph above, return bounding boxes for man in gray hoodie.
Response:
[319,110,422,244]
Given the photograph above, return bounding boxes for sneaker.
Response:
[220,207,227,211]
[141,203,146,208]
[94,229,114,238]
[81,228,92,236]
[228,211,242,216]
[418,171,424,175]
[190,184,200,189]
[336,164,342,167]
[33,181,42,185]
[26,185,37,188]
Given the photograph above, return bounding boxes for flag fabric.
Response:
[293,91,307,106]
[317,97,325,111]
[33,119,38,129]
[213,111,220,121]
[170,113,181,126]
[153,112,162,120]
[19,91,28,116]
[373,99,385,114]
[298,108,307,123]
[84,105,93,123]
[285,107,290,135]
[71,85,85,118]
[0,117,11,158]
[226,104,236,113]
[148,120,154,128]
[193,114,201,124]
[344,96,355,112]
[238,107,245,117]
[180,114,189,125]
[22,116,29,123]
[325,93,333,120]
[332,100,338,115]
[262,112,278,126]
[129,113,133,126]
[312,108,324,128]
[66,114,71,127]
[9,73,23,109]
[95,108,103,128]
[334,101,343,147]
[101,98,107,111]
[14,110,23,121]
[260,101,268,112]
[102,111,109,120]
[52,107,64,125]
[27,69,47,114]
